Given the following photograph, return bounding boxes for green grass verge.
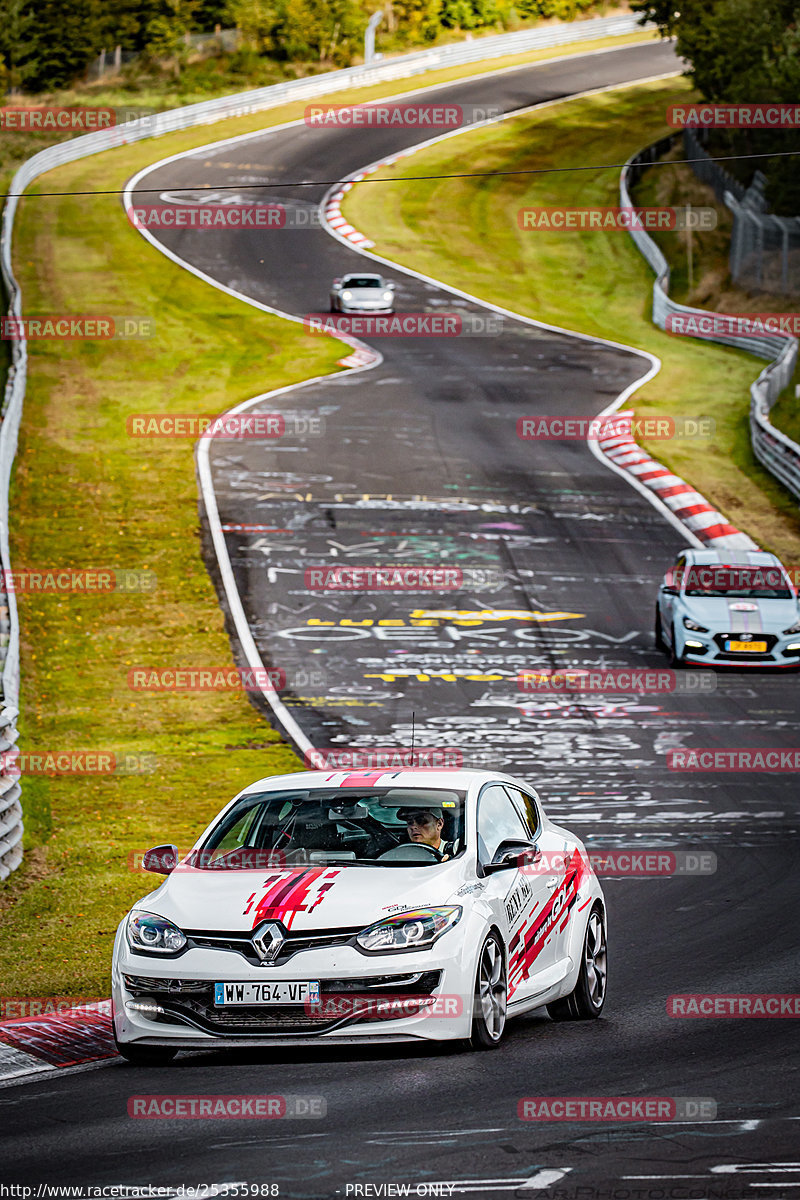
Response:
[343,78,800,563]
[0,114,348,999]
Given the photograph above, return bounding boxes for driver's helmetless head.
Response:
[401,808,444,849]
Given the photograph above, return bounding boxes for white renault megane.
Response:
[112,768,607,1064]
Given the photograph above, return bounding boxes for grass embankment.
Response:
[343,78,800,562]
[632,143,800,445]
[0,116,346,1000]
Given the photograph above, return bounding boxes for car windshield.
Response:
[344,277,382,288]
[683,565,792,599]
[189,787,466,869]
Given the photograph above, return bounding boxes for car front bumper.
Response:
[679,630,800,666]
[112,926,474,1047]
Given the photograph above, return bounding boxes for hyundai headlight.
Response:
[356,907,461,953]
[783,619,800,634]
[127,910,186,954]
[683,617,709,633]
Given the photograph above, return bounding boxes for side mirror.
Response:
[142,844,179,874]
[660,584,678,596]
[484,840,539,875]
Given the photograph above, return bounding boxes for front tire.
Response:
[114,1032,178,1066]
[547,905,607,1021]
[469,932,507,1049]
[654,605,665,651]
[669,623,685,668]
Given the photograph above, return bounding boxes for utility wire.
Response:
[2,150,799,201]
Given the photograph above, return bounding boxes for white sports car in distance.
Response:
[655,547,800,667]
[330,273,394,314]
[112,768,607,1063]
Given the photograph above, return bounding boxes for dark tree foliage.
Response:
[633,0,800,213]
[16,0,106,90]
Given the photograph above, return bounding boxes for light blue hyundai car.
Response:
[655,548,800,667]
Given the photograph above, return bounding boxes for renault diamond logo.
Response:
[252,921,285,964]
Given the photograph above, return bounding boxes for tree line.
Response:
[0,0,603,92]
[633,0,800,213]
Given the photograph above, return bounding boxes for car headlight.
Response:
[356,907,461,953]
[126,910,186,954]
[683,617,709,633]
[784,619,800,634]
[342,290,352,301]
[383,291,393,303]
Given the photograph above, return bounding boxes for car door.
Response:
[661,554,686,642]
[504,784,575,981]
[475,783,555,1006]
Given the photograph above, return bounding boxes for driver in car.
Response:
[398,807,457,860]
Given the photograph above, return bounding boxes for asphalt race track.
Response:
[2,39,798,1200]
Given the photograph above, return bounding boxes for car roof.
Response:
[236,767,523,798]
[678,548,783,567]
[342,273,382,281]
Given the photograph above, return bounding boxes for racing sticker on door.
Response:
[507,851,588,998]
[244,866,342,929]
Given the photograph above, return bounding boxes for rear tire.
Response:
[468,932,507,1050]
[547,905,607,1021]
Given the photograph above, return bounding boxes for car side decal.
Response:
[507,851,587,996]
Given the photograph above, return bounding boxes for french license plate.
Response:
[214,981,320,1006]
[726,640,767,653]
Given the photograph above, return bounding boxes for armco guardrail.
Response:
[620,140,800,504]
[0,13,646,881]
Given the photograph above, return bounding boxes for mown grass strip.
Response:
[343,78,800,562]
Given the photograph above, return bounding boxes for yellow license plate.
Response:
[727,640,767,652]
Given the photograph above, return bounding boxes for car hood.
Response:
[344,288,387,301]
[139,860,467,933]
[683,596,799,632]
